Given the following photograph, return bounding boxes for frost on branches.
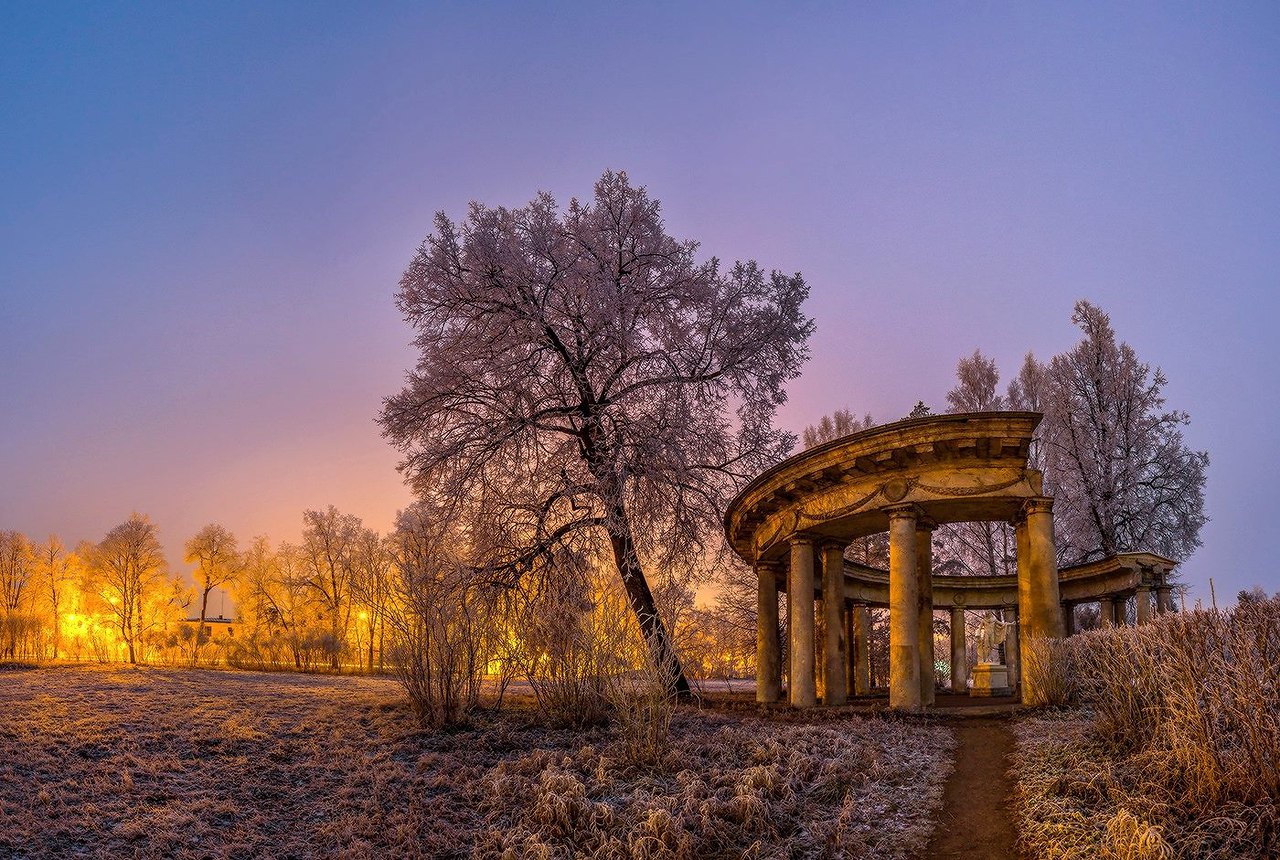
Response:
[939,301,1207,568]
[380,171,814,694]
[1039,301,1208,564]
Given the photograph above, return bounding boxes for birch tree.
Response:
[381,171,813,694]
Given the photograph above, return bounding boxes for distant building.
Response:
[181,615,236,641]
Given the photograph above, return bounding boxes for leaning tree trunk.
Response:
[604,503,692,698]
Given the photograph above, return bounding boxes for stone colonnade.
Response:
[755,497,1061,711]
[1062,581,1175,632]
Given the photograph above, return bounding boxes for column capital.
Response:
[789,532,820,548]
[754,558,783,573]
[1022,497,1054,516]
[884,503,921,522]
[915,515,939,533]
[819,539,849,554]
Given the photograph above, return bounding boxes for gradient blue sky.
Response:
[3,3,1277,606]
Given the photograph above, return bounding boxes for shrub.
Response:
[510,569,638,729]
[605,632,682,769]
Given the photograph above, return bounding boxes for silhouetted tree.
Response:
[0,532,35,658]
[380,171,813,694]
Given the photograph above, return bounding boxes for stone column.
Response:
[788,536,817,707]
[1109,596,1125,627]
[887,505,922,711]
[821,543,848,706]
[1004,605,1020,693]
[950,605,966,693]
[852,604,871,695]
[1016,498,1063,704]
[1156,586,1172,615]
[1062,602,1075,636]
[1136,586,1152,625]
[916,521,936,706]
[755,561,782,703]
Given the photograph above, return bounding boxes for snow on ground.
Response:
[0,664,952,859]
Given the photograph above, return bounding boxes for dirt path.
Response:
[923,716,1018,859]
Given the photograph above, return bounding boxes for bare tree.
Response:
[232,538,319,669]
[385,502,502,727]
[1042,301,1208,562]
[938,350,1016,576]
[184,524,240,661]
[301,506,361,669]
[802,408,876,448]
[0,532,36,658]
[380,171,813,694]
[35,535,72,659]
[93,514,168,664]
[350,527,392,672]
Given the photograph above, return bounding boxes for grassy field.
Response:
[0,664,953,859]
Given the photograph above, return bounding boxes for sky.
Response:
[3,2,1278,608]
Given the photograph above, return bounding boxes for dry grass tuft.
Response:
[1105,808,1174,860]
[1020,634,1076,707]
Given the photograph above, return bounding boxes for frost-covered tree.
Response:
[938,350,1016,576]
[1041,301,1208,562]
[380,171,813,694]
[93,514,169,664]
[945,349,1006,412]
[301,506,362,669]
[801,408,876,448]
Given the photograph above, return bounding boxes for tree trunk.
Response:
[604,504,692,698]
[195,589,210,665]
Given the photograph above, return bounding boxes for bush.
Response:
[605,633,681,769]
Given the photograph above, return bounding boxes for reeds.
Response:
[1013,597,1280,859]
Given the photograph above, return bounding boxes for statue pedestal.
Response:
[970,662,1011,697]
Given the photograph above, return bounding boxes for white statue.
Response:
[976,612,1015,664]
